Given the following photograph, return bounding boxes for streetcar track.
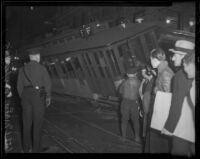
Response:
[46,110,117,116]
[44,118,95,153]
[42,129,73,153]
[50,106,142,147]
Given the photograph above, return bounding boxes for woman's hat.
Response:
[169,40,194,55]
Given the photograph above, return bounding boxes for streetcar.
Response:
[20,22,195,104]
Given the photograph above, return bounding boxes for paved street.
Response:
[8,94,143,153]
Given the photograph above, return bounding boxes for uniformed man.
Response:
[17,48,51,153]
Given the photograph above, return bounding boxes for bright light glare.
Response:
[135,18,144,23]
[65,57,71,61]
[189,21,195,26]
[166,19,171,24]
[121,23,126,28]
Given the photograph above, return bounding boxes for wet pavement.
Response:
[7,94,143,153]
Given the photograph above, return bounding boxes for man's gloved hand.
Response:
[46,97,51,107]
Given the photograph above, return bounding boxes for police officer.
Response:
[17,48,51,153]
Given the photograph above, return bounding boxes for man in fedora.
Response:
[161,40,195,156]
[17,48,51,153]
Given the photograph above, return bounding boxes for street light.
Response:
[30,6,34,11]
[166,19,171,24]
[189,20,195,27]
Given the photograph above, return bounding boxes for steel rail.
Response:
[42,129,73,153]
[44,118,95,153]
[50,106,142,147]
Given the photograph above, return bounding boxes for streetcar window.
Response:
[45,65,52,77]
[85,53,92,65]
[100,51,104,58]
[144,32,155,53]
[81,54,92,77]
[129,37,145,63]
[73,57,85,78]
[51,65,59,77]
[94,52,100,65]
[60,63,67,74]
[85,53,97,78]
[111,50,121,76]
[99,66,105,78]
[65,61,73,71]
[93,52,105,78]
[91,66,97,78]
[73,57,81,69]
[105,66,111,78]
[99,50,112,78]
[106,50,117,76]
[99,51,107,67]
[65,61,75,78]
[117,43,130,57]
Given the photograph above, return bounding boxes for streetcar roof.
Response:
[38,23,157,56]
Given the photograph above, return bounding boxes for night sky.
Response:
[5,3,195,50]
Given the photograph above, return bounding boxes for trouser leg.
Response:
[143,115,147,137]
[171,136,193,156]
[142,93,150,138]
[121,118,128,138]
[120,100,129,139]
[21,98,32,152]
[32,95,45,153]
[130,101,140,141]
[149,130,169,153]
[144,130,150,153]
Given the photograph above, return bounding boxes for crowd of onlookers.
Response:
[118,39,195,156]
